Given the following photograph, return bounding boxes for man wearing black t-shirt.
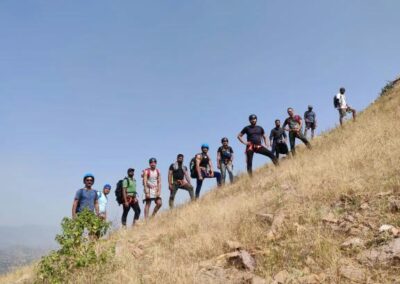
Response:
[237,114,278,175]
[168,154,194,208]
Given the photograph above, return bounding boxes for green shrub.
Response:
[36,209,111,283]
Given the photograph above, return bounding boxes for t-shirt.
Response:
[123,177,137,195]
[217,146,234,163]
[169,162,187,181]
[97,191,108,214]
[75,188,98,213]
[304,111,316,123]
[240,125,265,145]
[283,115,302,131]
[269,127,287,142]
[336,93,347,109]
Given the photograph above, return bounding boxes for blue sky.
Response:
[1,0,399,227]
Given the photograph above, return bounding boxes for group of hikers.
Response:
[72,87,357,227]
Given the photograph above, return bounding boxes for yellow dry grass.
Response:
[1,79,400,283]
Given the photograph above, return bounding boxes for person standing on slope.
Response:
[143,158,162,219]
[283,108,311,156]
[335,87,356,126]
[72,173,99,219]
[217,137,234,185]
[168,154,194,208]
[304,105,317,139]
[269,119,288,159]
[237,114,278,176]
[97,184,111,220]
[195,144,222,198]
[121,168,141,227]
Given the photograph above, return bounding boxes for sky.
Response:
[1,0,399,228]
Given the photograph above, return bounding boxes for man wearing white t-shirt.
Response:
[142,158,162,219]
[336,87,356,126]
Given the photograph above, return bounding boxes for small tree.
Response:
[36,209,111,283]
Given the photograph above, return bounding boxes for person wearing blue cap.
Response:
[72,173,99,219]
[194,144,221,198]
[97,184,111,220]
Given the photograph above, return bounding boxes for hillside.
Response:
[2,78,400,284]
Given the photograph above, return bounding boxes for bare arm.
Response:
[184,168,192,184]
[143,173,149,196]
[196,155,202,177]
[123,187,128,204]
[209,157,214,174]
[72,200,78,219]
[157,173,162,196]
[217,151,221,165]
[262,135,268,147]
[168,170,173,187]
[237,133,248,146]
[94,199,99,216]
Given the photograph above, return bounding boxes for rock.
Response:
[226,250,256,272]
[305,256,321,272]
[341,237,365,249]
[349,227,362,236]
[389,199,400,212]
[344,214,355,223]
[376,191,392,197]
[379,224,395,233]
[339,265,366,283]
[322,212,338,224]
[256,213,274,225]
[297,274,320,284]
[271,212,286,232]
[273,270,290,283]
[360,203,369,210]
[224,240,243,251]
[252,275,268,284]
[358,238,400,266]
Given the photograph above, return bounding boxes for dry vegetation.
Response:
[2,79,400,283]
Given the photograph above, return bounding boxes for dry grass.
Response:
[2,79,400,283]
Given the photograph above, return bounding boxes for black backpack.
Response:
[115,178,129,205]
[333,95,340,108]
[189,156,198,179]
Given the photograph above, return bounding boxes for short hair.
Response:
[275,119,280,123]
[287,107,293,112]
[177,154,184,158]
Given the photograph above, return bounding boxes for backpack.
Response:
[143,168,160,179]
[189,156,198,178]
[115,178,129,205]
[333,95,340,108]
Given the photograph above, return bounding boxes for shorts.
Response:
[305,122,316,130]
[339,107,353,118]
[143,197,162,203]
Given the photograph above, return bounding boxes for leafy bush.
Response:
[36,209,111,283]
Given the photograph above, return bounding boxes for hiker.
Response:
[121,168,141,227]
[304,105,317,139]
[237,114,278,176]
[72,173,99,219]
[97,184,111,220]
[143,158,162,219]
[269,119,288,159]
[283,108,311,155]
[168,154,194,208]
[217,137,234,185]
[335,87,356,126]
[195,144,221,198]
